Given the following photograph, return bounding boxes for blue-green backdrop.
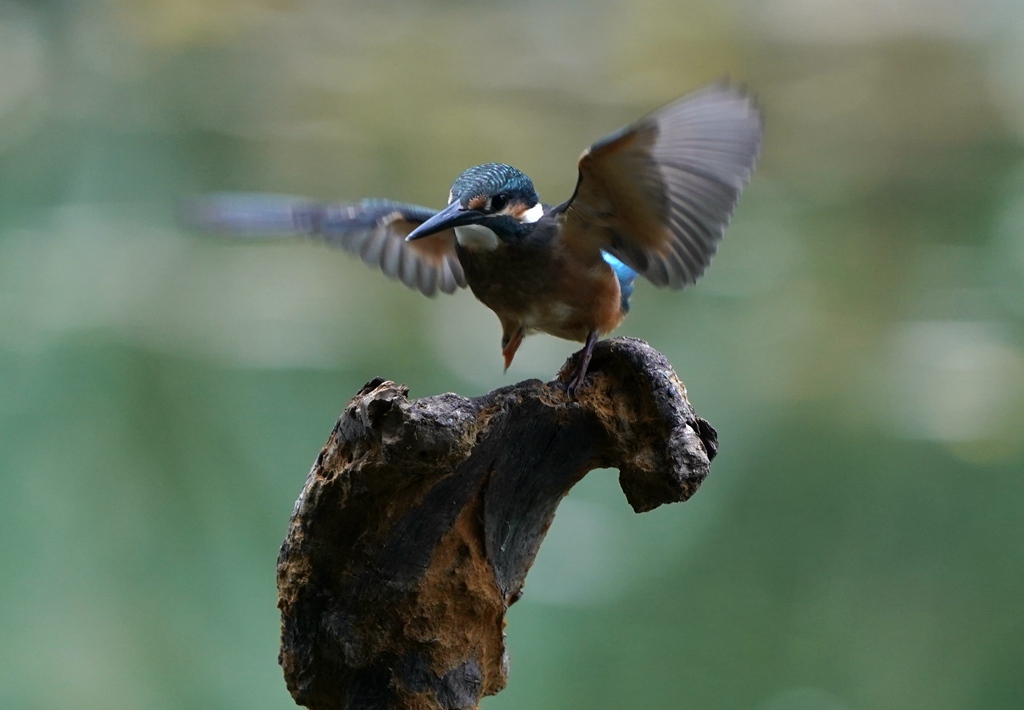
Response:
[2,0,1023,708]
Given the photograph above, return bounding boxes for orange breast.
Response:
[461,241,625,344]
[524,262,624,341]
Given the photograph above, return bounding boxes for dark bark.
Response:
[277,337,718,710]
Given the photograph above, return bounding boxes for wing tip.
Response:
[646,80,762,289]
[178,193,323,238]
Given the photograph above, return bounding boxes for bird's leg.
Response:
[565,330,599,397]
[502,326,525,372]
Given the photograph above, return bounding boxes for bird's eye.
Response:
[490,193,508,212]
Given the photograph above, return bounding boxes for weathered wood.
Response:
[276,337,717,710]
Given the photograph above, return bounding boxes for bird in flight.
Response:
[185,83,763,395]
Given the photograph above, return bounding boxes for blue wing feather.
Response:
[179,193,467,295]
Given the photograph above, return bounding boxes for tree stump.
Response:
[276,337,718,709]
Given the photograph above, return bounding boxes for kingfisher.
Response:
[185,83,762,394]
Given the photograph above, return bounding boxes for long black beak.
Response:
[406,201,484,241]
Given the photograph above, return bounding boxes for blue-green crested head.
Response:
[448,163,538,211]
[405,162,543,248]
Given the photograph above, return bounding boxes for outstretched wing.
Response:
[555,83,763,288]
[181,194,467,296]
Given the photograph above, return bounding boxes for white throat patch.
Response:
[522,202,544,223]
[455,223,499,251]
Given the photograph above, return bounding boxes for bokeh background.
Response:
[2,0,1024,708]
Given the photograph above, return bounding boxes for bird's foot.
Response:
[565,367,587,398]
[563,331,599,398]
[502,327,525,372]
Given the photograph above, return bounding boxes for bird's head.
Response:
[406,163,543,250]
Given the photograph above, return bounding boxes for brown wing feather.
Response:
[557,83,763,288]
[181,194,467,296]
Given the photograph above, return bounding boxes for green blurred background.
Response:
[2,0,1024,708]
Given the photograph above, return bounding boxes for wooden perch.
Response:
[276,337,718,710]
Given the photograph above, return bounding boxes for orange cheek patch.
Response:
[468,196,487,211]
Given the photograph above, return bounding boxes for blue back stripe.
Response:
[602,251,637,313]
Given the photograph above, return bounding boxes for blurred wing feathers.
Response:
[557,84,763,288]
[182,194,466,296]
